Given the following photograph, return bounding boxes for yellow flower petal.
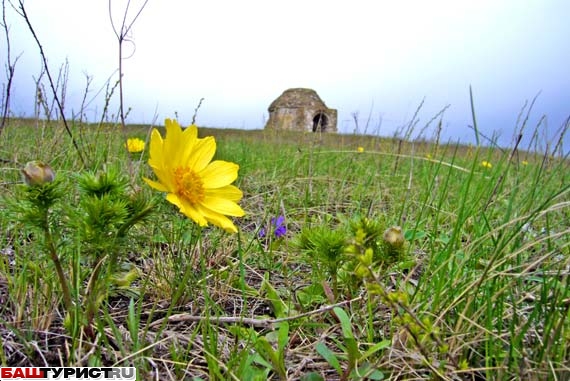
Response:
[149,129,164,166]
[209,216,238,233]
[143,177,169,192]
[202,196,245,217]
[205,185,243,202]
[187,137,216,172]
[178,126,200,166]
[213,218,238,233]
[166,193,208,226]
[195,204,239,233]
[164,119,187,162]
[148,165,177,190]
[201,161,239,189]
[182,124,198,141]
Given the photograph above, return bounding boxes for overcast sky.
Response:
[3,1,570,150]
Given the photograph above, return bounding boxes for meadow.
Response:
[0,116,568,380]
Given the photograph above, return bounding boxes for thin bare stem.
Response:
[191,97,205,125]
[469,86,480,146]
[108,0,149,178]
[551,116,569,159]
[74,73,93,124]
[17,1,86,166]
[109,0,149,132]
[0,0,21,137]
[149,296,362,329]
[402,97,424,141]
[416,104,450,141]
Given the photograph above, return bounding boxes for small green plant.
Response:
[316,307,388,380]
[229,323,290,381]
[5,162,154,340]
[297,216,411,300]
[73,168,154,332]
[254,322,290,381]
[297,223,347,298]
[346,217,408,275]
[9,161,71,308]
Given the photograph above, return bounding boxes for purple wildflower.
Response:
[259,215,287,239]
[273,216,287,238]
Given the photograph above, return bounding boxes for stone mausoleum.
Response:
[264,88,337,133]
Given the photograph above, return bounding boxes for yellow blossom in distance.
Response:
[143,119,245,233]
[522,160,529,166]
[125,138,146,153]
[481,160,492,169]
[357,146,364,153]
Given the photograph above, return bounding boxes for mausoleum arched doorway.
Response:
[312,113,329,132]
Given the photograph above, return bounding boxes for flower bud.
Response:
[383,226,405,248]
[21,161,55,186]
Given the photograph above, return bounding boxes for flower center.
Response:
[173,167,205,205]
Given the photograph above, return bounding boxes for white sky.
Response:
[3,0,570,149]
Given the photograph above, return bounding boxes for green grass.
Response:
[0,118,568,380]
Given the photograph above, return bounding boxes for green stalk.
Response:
[42,211,73,311]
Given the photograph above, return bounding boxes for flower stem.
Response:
[43,219,73,311]
[84,256,107,331]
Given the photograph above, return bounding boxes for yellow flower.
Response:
[357,146,364,153]
[144,119,245,233]
[481,160,492,169]
[21,160,55,186]
[522,160,529,166]
[125,138,146,153]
